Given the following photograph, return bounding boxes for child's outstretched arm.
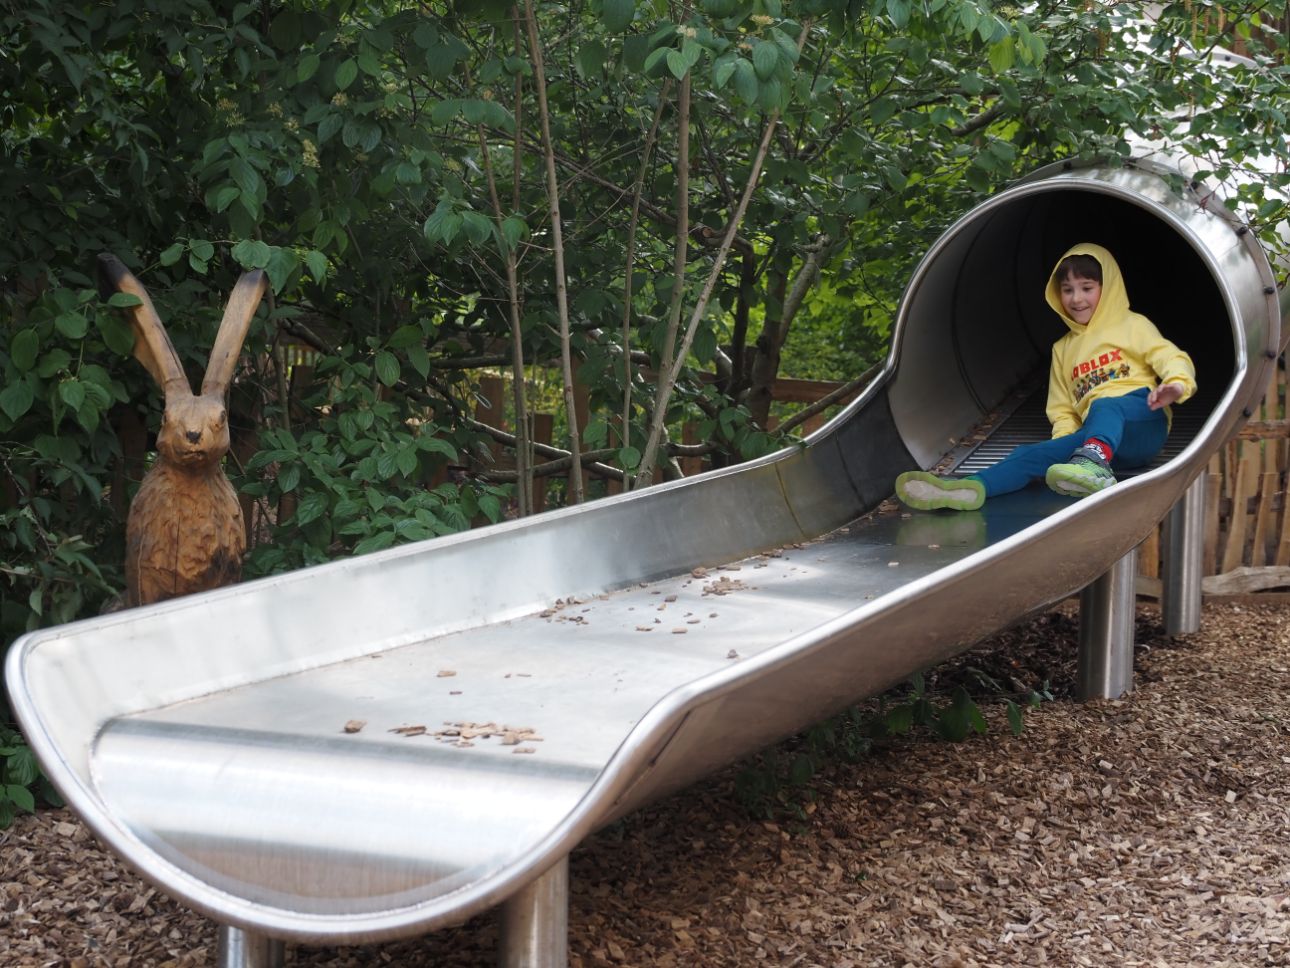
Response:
[1148,381,1186,410]
[1139,317,1196,405]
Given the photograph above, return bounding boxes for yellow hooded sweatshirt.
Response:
[1045,242,1196,439]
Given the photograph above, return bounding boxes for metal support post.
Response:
[499,856,570,968]
[215,926,284,968]
[1077,548,1137,700]
[1162,475,1206,636]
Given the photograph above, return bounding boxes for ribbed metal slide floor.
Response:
[950,384,1216,478]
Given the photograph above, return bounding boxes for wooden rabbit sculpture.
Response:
[98,254,268,608]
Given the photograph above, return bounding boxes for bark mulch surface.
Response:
[3,600,1288,967]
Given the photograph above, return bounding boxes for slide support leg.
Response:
[499,856,570,968]
[1162,475,1206,636]
[1077,549,1137,700]
[215,927,284,968]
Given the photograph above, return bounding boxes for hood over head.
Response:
[1045,242,1131,334]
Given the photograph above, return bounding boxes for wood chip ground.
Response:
[3,600,1288,966]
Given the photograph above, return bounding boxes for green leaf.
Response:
[98,313,135,356]
[297,52,321,82]
[1006,700,1024,736]
[788,754,814,787]
[395,160,421,185]
[870,97,897,126]
[988,37,1016,73]
[264,246,299,293]
[5,746,37,786]
[430,98,459,125]
[666,49,689,80]
[712,56,736,88]
[440,212,462,245]
[229,158,262,199]
[53,311,87,339]
[396,445,418,477]
[358,47,381,77]
[643,46,671,77]
[107,292,142,308]
[231,239,273,269]
[0,377,34,421]
[757,76,783,110]
[304,250,328,283]
[353,530,396,555]
[335,58,359,90]
[618,445,641,469]
[36,348,70,378]
[10,329,39,371]
[410,433,452,459]
[4,784,35,814]
[461,210,491,245]
[318,113,344,143]
[58,379,86,411]
[374,350,400,386]
[212,185,240,213]
[277,462,301,493]
[885,703,914,735]
[576,40,607,78]
[500,215,526,252]
[294,491,329,526]
[159,242,185,266]
[407,345,430,378]
[602,0,634,32]
[412,22,439,49]
[191,239,215,261]
[752,40,779,81]
[387,325,423,349]
[733,59,759,104]
[886,0,911,28]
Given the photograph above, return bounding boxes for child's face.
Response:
[1058,273,1101,324]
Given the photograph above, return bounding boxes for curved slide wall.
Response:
[5,157,1283,944]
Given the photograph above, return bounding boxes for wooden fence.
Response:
[1139,359,1290,595]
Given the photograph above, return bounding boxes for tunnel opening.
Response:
[889,181,1237,471]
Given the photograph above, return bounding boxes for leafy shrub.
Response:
[0,723,62,829]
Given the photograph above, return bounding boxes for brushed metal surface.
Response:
[1163,475,1207,635]
[5,158,1281,944]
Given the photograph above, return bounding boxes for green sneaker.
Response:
[1046,446,1116,497]
[895,471,985,511]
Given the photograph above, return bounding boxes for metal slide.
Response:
[5,157,1286,965]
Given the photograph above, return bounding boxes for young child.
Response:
[896,242,1196,511]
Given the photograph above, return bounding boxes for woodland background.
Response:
[2,0,1289,820]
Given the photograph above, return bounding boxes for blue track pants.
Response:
[974,388,1169,497]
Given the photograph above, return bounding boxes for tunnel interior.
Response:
[889,186,1236,469]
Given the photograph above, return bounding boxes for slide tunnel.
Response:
[5,155,1284,963]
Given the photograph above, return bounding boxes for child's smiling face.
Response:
[1059,274,1101,325]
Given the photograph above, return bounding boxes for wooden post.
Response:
[1203,463,1222,576]
[532,413,554,512]
[474,374,507,469]
[679,422,702,476]
[1139,525,1160,580]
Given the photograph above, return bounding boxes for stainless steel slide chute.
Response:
[4,157,1282,960]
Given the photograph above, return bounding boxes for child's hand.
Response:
[1148,382,1184,410]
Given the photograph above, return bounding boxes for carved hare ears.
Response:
[97,253,269,400]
